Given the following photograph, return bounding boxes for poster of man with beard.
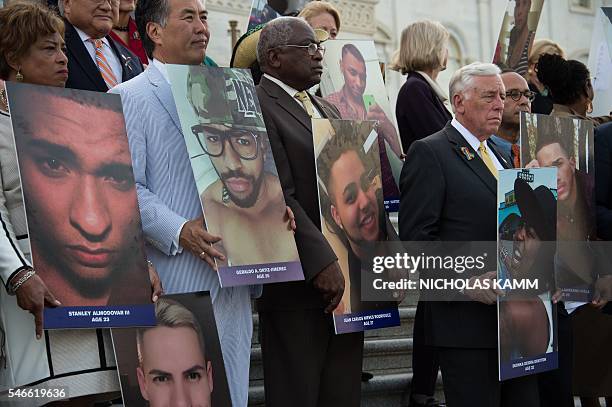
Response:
[167,65,303,287]
[7,84,154,329]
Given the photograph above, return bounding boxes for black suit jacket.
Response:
[396,72,452,153]
[64,21,143,92]
[256,76,341,311]
[399,122,511,348]
[595,122,612,240]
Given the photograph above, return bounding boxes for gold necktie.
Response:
[295,91,314,118]
[479,141,498,179]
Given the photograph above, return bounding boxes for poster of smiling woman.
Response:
[7,83,154,329]
[313,118,399,334]
[167,65,303,287]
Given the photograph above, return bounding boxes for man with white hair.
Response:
[399,62,539,406]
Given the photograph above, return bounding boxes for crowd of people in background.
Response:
[0,0,610,406]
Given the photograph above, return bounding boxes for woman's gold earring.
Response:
[15,68,23,82]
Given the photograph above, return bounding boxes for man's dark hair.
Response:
[341,43,365,65]
[535,115,575,158]
[135,0,170,59]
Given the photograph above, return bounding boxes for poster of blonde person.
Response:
[313,118,399,334]
[112,292,232,407]
[319,40,404,212]
[492,0,545,75]
[167,65,303,287]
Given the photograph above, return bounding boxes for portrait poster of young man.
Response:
[520,113,599,301]
[492,0,545,75]
[111,292,232,407]
[497,167,558,380]
[167,65,304,287]
[7,83,154,329]
[313,118,399,334]
[319,39,404,212]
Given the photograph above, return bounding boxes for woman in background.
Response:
[526,39,565,114]
[391,20,452,154]
[298,0,341,39]
[109,0,148,66]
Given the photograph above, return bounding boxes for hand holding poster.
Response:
[313,118,399,334]
[167,65,304,287]
[112,292,232,407]
[7,83,154,329]
[319,40,404,212]
[497,168,558,380]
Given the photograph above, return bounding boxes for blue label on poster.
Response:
[384,198,399,212]
[334,308,400,334]
[499,351,558,381]
[44,304,156,329]
[219,260,304,287]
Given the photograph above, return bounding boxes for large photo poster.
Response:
[6,83,154,329]
[497,168,558,380]
[319,40,404,212]
[520,113,598,301]
[492,0,545,75]
[167,65,304,287]
[247,0,309,31]
[112,292,232,407]
[312,118,399,334]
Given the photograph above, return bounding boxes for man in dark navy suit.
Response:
[60,0,143,92]
[399,62,539,407]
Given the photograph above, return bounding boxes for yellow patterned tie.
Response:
[294,91,314,118]
[479,141,498,179]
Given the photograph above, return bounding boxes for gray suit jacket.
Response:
[110,64,252,406]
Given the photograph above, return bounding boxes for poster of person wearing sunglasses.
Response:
[167,65,303,287]
[313,118,400,334]
[497,167,558,380]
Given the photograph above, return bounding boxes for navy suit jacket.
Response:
[64,21,143,92]
[396,72,452,153]
[399,122,511,348]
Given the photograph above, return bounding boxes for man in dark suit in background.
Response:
[255,17,363,407]
[60,0,143,92]
[399,62,539,406]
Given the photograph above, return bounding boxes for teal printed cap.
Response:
[187,66,266,132]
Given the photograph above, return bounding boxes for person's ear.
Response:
[330,204,343,230]
[267,49,281,69]
[136,366,150,401]
[206,360,214,394]
[146,21,164,52]
[63,0,73,18]
[569,156,576,171]
[5,52,20,73]
[453,93,465,115]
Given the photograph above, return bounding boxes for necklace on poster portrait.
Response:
[0,87,7,112]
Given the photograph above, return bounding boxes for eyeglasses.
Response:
[277,42,326,56]
[506,89,536,102]
[191,125,260,160]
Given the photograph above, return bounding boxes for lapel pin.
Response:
[461,146,474,161]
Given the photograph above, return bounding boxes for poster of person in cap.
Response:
[497,167,558,380]
[492,0,545,75]
[313,118,400,334]
[319,39,404,212]
[167,65,304,288]
[521,113,599,301]
[247,0,309,31]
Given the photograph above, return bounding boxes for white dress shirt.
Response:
[263,73,322,118]
[451,118,503,170]
[74,26,123,84]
